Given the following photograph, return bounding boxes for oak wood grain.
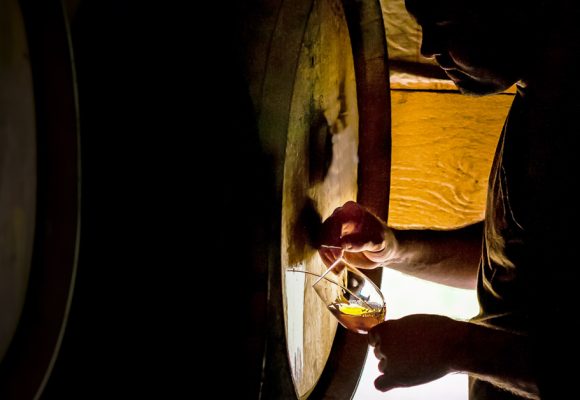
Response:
[389,90,513,229]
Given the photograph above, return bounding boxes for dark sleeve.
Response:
[517,83,580,399]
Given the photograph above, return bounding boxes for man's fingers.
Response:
[340,232,384,252]
[373,346,382,360]
[378,357,387,371]
[342,252,380,269]
[318,247,342,267]
[368,326,381,347]
[321,201,364,246]
[370,324,399,393]
[332,201,362,217]
[374,373,398,392]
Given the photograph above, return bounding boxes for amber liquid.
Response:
[327,301,386,334]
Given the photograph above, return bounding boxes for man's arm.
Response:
[381,223,483,289]
[319,202,483,290]
[369,315,539,399]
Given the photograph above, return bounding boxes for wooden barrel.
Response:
[242,0,391,397]
[0,0,387,396]
[0,0,80,398]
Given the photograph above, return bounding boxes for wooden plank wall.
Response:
[388,90,514,229]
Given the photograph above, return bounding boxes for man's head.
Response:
[405,0,533,95]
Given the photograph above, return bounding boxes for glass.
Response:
[290,248,386,334]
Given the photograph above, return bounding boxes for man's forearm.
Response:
[378,222,483,289]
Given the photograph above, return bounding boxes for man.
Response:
[319,1,580,398]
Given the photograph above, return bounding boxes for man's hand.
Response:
[368,314,466,391]
[318,201,393,269]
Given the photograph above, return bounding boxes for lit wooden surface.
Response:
[388,90,513,229]
[281,0,359,397]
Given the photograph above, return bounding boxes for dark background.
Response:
[40,1,269,398]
